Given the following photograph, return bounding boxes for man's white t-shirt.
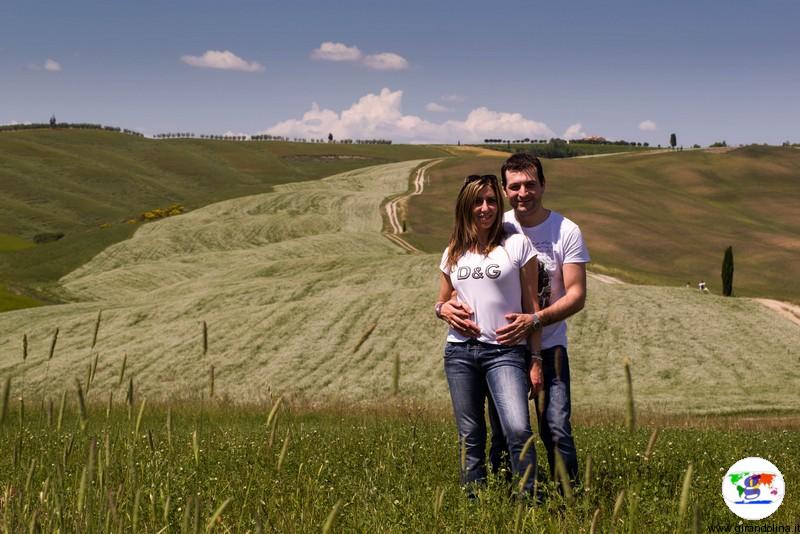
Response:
[502,210,590,350]
[440,233,536,345]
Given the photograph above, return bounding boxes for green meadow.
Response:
[0,400,797,533]
[404,147,800,302]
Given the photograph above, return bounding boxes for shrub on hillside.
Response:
[32,232,65,244]
[140,203,185,221]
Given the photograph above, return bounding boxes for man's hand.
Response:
[529,360,543,399]
[495,313,533,345]
[440,299,480,338]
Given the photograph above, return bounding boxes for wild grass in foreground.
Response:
[0,398,797,532]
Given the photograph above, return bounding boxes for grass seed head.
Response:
[0,377,10,424]
[75,379,88,429]
[277,429,291,472]
[91,310,102,349]
[590,507,602,534]
[48,328,59,361]
[135,398,147,435]
[624,356,636,432]
[644,428,659,461]
[192,430,200,466]
[117,353,127,387]
[321,499,343,534]
[205,497,232,533]
[678,462,694,527]
[583,452,593,492]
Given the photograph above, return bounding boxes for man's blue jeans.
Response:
[489,345,579,484]
[443,340,537,493]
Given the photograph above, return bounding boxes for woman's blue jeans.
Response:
[443,340,537,493]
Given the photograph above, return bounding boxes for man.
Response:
[439,153,589,485]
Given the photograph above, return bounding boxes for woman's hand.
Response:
[529,360,543,399]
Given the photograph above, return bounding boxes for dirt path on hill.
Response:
[383,160,442,253]
[587,272,625,284]
[753,298,800,327]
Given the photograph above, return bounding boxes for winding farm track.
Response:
[383,159,442,253]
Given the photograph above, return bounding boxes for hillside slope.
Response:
[0,130,448,308]
[0,160,797,414]
[404,147,800,302]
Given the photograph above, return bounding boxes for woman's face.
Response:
[472,184,498,232]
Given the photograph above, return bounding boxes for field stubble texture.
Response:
[0,160,798,414]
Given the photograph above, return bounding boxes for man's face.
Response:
[504,169,544,218]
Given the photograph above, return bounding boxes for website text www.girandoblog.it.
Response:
[708,523,800,533]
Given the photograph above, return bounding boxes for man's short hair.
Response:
[500,153,545,188]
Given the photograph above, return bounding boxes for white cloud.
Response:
[44,58,62,72]
[261,88,554,144]
[28,59,61,71]
[426,102,453,113]
[362,52,409,70]
[311,42,362,62]
[223,131,250,139]
[180,50,264,72]
[311,43,409,70]
[562,123,587,140]
[639,120,657,131]
[441,94,465,103]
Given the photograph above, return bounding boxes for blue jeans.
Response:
[489,345,579,484]
[443,340,537,493]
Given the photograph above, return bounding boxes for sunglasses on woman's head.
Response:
[462,174,498,189]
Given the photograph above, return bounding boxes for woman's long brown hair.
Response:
[444,178,506,271]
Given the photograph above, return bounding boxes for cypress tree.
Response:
[722,246,734,296]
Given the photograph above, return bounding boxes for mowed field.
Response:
[404,147,800,303]
[0,130,448,309]
[0,160,798,414]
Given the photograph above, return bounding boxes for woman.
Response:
[435,173,543,495]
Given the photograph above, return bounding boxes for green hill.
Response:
[0,129,448,310]
[404,147,800,302]
[0,159,797,415]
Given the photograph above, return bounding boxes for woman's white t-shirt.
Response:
[440,233,536,345]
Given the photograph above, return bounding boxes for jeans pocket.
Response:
[444,342,460,359]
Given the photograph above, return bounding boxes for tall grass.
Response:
[0,397,796,532]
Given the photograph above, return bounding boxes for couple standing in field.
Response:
[435,153,590,498]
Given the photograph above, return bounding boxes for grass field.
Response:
[0,160,798,414]
[0,400,796,532]
[403,147,800,303]
[0,130,449,310]
[0,402,800,533]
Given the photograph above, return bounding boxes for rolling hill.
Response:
[0,129,449,310]
[0,159,798,415]
[404,146,800,302]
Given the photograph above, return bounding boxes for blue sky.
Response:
[2,0,798,145]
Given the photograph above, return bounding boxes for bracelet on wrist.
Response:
[434,302,444,319]
[530,352,543,362]
[530,312,542,332]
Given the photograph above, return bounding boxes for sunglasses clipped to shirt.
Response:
[461,174,498,191]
